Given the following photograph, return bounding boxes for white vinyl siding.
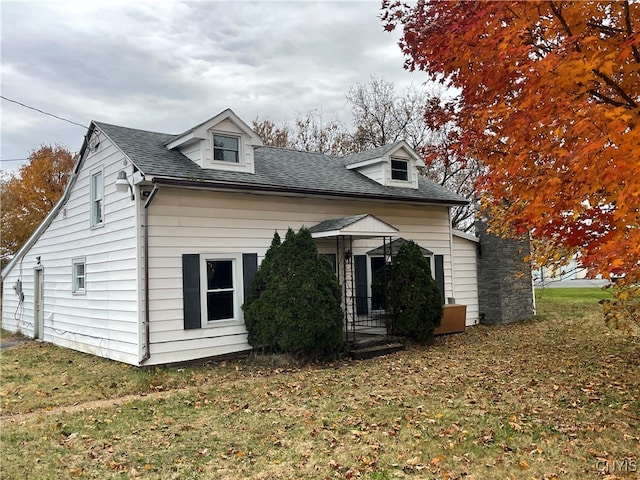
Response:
[144,188,457,365]
[356,163,385,184]
[0,134,140,365]
[452,233,479,326]
[179,141,203,166]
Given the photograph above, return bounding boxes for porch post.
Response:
[383,236,393,335]
[339,235,356,343]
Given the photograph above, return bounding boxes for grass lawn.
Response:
[534,287,613,301]
[1,289,638,479]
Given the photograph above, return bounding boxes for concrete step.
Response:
[349,342,405,360]
[351,334,401,348]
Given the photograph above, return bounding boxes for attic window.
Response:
[213,134,239,163]
[391,158,409,181]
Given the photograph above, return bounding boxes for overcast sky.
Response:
[1,0,426,172]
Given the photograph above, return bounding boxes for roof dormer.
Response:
[165,109,263,174]
[343,141,423,189]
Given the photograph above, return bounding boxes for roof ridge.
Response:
[342,140,404,158]
[256,145,341,158]
[342,140,407,166]
[93,121,176,137]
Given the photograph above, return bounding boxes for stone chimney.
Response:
[476,218,535,324]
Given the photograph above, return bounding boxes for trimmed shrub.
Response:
[243,228,344,359]
[388,240,443,344]
[243,231,281,348]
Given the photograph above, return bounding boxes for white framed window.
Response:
[90,169,104,227]
[390,158,409,181]
[72,257,86,294]
[200,254,242,324]
[213,134,240,163]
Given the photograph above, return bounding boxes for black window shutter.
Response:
[242,253,258,302]
[435,254,445,304]
[182,254,201,329]
[354,255,368,315]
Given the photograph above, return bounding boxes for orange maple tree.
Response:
[383,0,640,327]
[1,145,75,268]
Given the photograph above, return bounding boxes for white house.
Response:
[1,109,479,366]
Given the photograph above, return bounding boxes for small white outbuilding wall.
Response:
[451,230,480,326]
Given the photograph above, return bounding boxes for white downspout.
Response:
[139,184,158,365]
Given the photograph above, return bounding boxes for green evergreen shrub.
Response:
[388,240,443,344]
[243,231,281,348]
[243,228,344,359]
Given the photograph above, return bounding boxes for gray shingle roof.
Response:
[95,121,467,205]
[308,214,370,234]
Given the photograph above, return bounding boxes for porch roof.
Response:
[308,214,399,239]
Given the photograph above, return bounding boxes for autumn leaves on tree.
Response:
[1,145,75,268]
[383,0,639,327]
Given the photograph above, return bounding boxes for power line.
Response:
[0,95,86,129]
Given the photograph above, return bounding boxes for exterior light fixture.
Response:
[115,170,134,200]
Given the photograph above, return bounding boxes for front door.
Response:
[33,268,44,339]
[354,255,368,315]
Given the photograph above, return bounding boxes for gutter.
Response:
[150,176,469,207]
[138,184,159,365]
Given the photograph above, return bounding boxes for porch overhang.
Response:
[308,214,399,239]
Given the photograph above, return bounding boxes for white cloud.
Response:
[1,0,423,170]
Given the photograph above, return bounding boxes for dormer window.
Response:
[391,158,409,181]
[213,135,239,163]
[165,109,263,174]
[343,141,420,189]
